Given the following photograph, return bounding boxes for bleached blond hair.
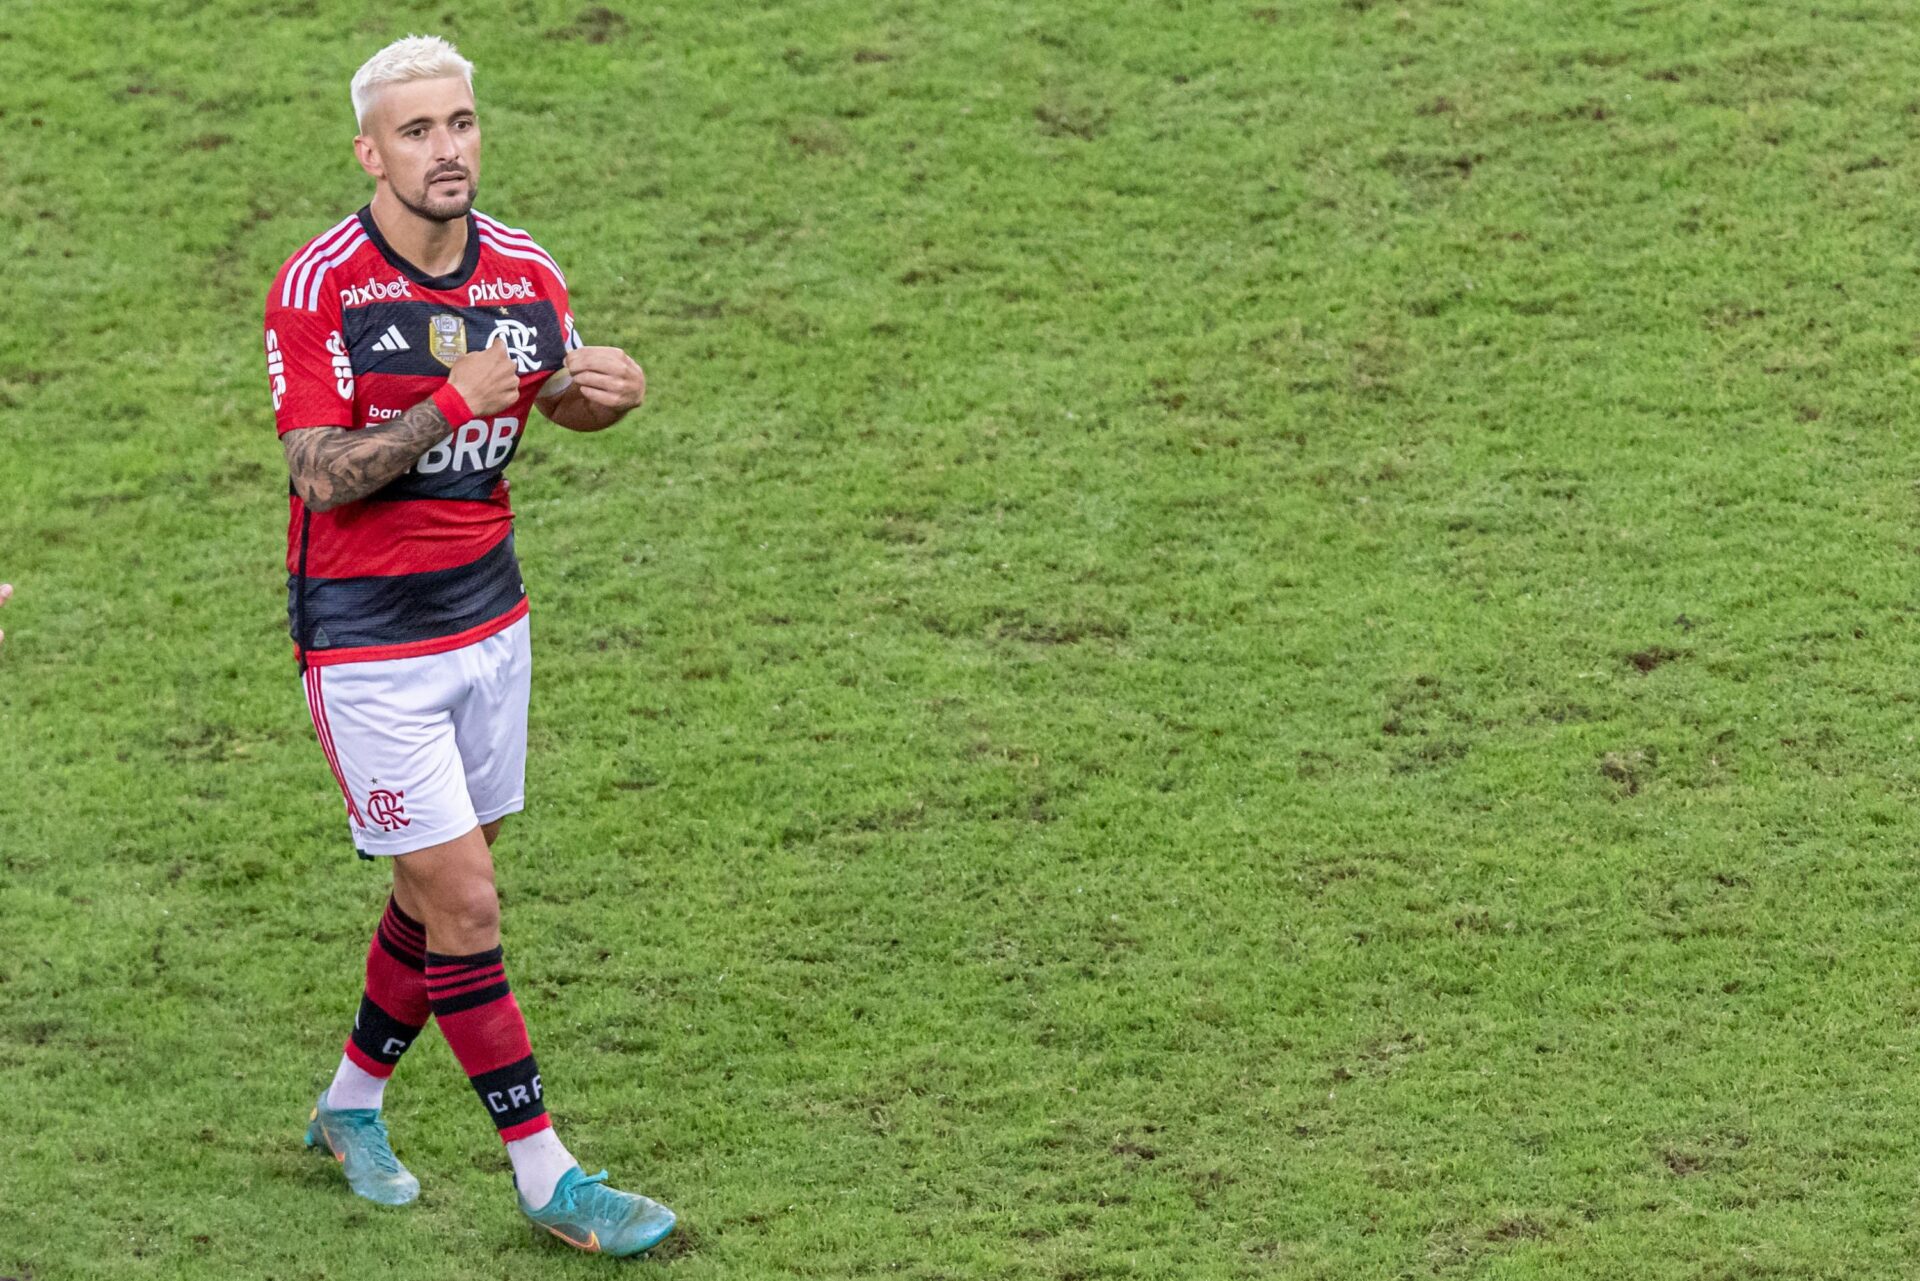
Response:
[350,35,474,130]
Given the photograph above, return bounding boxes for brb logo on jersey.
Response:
[415,416,521,475]
[487,319,541,374]
[339,275,414,307]
[468,276,536,305]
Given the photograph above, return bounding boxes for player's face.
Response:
[356,77,481,222]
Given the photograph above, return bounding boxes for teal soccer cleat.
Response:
[520,1167,676,1257]
[304,1091,420,1206]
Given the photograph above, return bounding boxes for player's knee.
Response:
[392,829,503,950]
[408,877,499,950]
[442,881,500,940]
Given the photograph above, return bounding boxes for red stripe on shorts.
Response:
[305,667,363,827]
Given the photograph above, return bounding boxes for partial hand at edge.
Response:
[562,346,646,412]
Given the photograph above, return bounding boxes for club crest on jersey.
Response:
[428,314,468,367]
[487,318,542,374]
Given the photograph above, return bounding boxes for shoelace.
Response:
[569,1170,613,1202]
[349,1115,404,1175]
[569,1171,643,1216]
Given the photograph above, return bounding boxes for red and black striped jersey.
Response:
[264,205,582,667]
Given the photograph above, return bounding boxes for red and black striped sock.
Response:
[425,945,552,1141]
[342,897,431,1078]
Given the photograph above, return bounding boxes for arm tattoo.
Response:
[282,400,450,512]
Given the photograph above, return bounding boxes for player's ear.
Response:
[353,134,384,181]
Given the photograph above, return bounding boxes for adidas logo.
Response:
[370,325,410,354]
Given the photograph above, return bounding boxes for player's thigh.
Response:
[304,657,480,857]
[450,616,531,827]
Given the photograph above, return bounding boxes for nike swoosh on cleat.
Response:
[547,1225,600,1252]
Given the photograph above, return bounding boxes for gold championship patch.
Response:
[428,314,468,367]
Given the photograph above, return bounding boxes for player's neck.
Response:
[367,188,469,279]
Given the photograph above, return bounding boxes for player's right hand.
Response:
[448,340,521,417]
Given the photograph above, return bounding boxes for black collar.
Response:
[357,204,480,291]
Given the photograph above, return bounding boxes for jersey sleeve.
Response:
[541,264,582,355]
[535,271,585,400]
[264,267,355,435]
[561,289,583,353]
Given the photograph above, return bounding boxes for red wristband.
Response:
[432,383,475,425]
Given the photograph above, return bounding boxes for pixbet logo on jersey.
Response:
[468,276,536,305]
[338,275,414,307]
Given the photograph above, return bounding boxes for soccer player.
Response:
[0,581,11,646]
[263,35,673,1257]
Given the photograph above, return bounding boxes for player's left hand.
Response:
[562,346,646,412]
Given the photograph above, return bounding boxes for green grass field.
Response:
[9,0,1920,1275]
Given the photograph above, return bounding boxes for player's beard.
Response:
[398,171,477,223]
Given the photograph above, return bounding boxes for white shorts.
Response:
[301,616,531,856]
